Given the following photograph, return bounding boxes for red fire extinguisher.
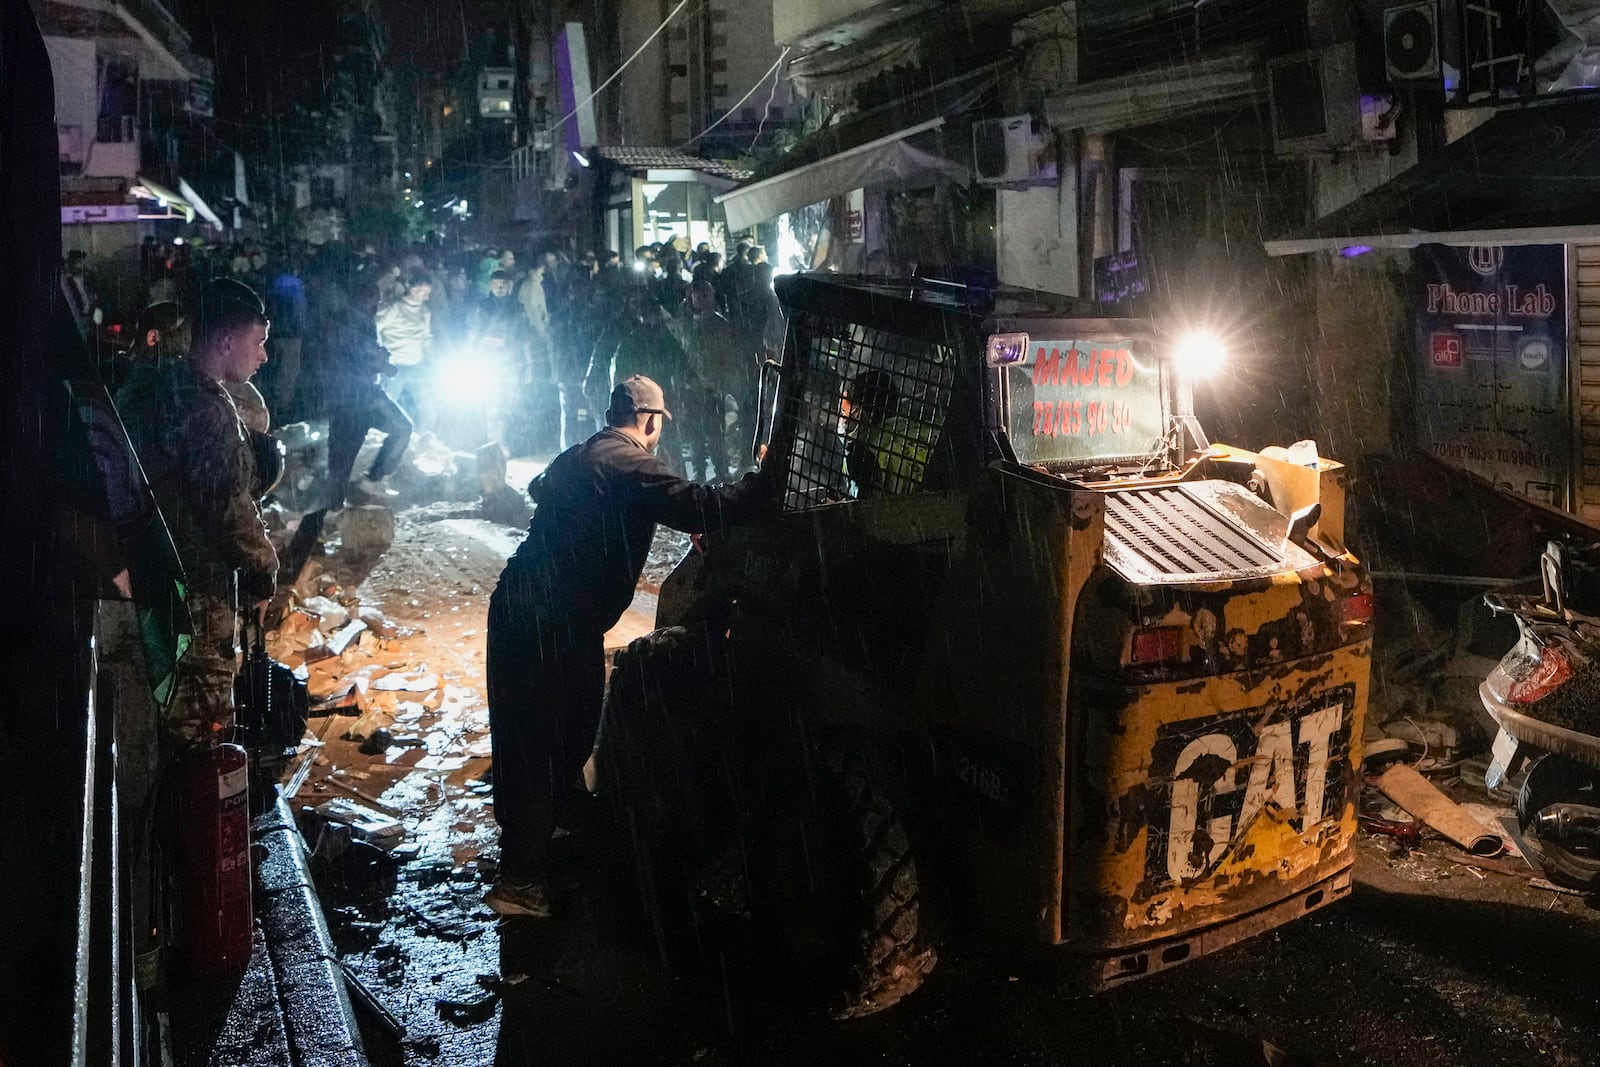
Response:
[179,741,253,975]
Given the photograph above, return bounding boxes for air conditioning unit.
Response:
[1267,44,1366,158]
[1383,1,1470,104]
[972,115,1056,187]
[1384,2,1441,80]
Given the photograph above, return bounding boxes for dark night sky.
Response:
[179,0,511,126]
[381,0,508,75]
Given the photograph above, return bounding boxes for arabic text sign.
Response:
[1007,339,1164,465]
[1413,244,1568,503]
[62,204,138,225]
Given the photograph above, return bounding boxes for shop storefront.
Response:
[592,146,749,256]
[1266,96,1600,518]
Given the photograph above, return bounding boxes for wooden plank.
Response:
[1576,244,1600,263]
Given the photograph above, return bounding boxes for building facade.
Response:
[36,0,234,274]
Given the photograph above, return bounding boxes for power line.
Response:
[550,0,693,137]
[678,46,791,149]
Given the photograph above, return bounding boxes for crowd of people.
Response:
[72,225,793,972]
[88,229,786,512]
[74,212,953,988]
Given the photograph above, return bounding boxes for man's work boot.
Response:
[354,475,398,498]
[484,880,552,919]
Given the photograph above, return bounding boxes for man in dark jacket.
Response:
[484,375,768,917]
[327,283,413,507]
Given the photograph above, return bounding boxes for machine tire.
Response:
[598,633,712,972]
[750,736,938,1020]
[827,745,939,1019]
[1517,754,1600,892]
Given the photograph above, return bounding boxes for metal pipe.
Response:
[1369,570,1537,588]
[1534,803,1600,849]
[340,960,407,1041]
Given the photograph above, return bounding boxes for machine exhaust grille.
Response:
[1103,485,1289,583]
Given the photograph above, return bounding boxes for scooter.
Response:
[1480,541,1600,891]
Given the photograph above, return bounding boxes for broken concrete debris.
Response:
[300,595,351,631]
[329,505,396,559]
[312,797,406,850]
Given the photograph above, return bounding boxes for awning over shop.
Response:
[717,118,969,231]
[130,175,194,223]
[1265,96,1600,256]
[591,146,751,191]
[1043,49,1263,134]
[177,177,224,230]
[715,63,997,231]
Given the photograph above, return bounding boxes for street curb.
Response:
[255,795,369,1067]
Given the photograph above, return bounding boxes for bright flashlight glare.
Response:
[633,261,646,272]
[438,357,496,409]
[1174,331,1226,378]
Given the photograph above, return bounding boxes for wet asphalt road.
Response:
[314,510,1600,1067]
[332,831,1600,1067]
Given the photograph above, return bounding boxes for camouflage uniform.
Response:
[118,361,277,737]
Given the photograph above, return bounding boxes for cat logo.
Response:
[1143,688,1355,886]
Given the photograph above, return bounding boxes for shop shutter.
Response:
[1576,244,1600,521]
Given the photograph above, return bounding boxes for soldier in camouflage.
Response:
[118,279,278,738]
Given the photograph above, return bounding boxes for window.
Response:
[96,54,138,143]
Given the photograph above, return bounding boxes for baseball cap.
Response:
[608,375,672,421]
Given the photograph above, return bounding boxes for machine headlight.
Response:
[1173,330,1226,379]
[985,332,1030,367]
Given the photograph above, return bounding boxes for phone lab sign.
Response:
[1006,339,1164,466]
[1414,243,1568,503]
